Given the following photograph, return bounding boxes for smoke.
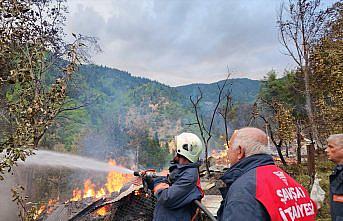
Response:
[0,173,20,221]
[21,150,134,174]
[0,149,135,221]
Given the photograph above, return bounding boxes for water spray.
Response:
[17,150,134,174]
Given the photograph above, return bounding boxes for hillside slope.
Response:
[43,64,260,164]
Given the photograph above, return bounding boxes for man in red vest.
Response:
[217,127,317,221]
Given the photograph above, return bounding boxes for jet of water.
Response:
[18,150,134,174]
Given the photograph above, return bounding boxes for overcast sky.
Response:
[65,0,296,86]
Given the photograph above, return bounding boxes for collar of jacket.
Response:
[169,161,201,172]
[220,154,274,185]
[332,164,343,175]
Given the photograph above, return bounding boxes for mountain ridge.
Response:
[45,63,261,163]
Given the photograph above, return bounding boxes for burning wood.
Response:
[64,177,155,221]
[35,159,139,220]
[69,159,133,204]
[32,198,59,220]
[36,158,224,221]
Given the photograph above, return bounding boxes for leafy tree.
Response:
[310,2,343,143]
[0,0,97,180]
[259,70,306,117]
[253,99,295,166]
[277,0,335,146]
[138,132,170,170]
[256,71,305,165]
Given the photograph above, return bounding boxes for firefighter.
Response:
[325,134,343,221]
[148,132,204,221]
[217,127,317,221]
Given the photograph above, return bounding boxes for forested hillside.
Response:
[1,1,341,220]
[41,64,260,167]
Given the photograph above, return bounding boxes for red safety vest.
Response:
[255,165,317,221]
[196,175,204,197]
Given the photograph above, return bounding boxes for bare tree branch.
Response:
[189,71,233,176]
[58,103,89,113]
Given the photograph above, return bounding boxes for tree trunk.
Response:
[303,59,320,149]
[265,122,287,166]
[276,144,287,166]
[296,128,302,164]
[204,144,211,177]
[307,134,316,185]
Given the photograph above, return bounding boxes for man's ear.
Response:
[238,145,245,160]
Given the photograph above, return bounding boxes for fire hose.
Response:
[194,199,217,221]
[134,170,217,221]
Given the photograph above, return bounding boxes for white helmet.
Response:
[175,133,203,163]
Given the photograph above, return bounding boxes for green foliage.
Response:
[0,0,96,180]
[40,64,262,170]
[258,71,302,143]
[138,132,171,170]
[41,100,91,151]
[310,2,343,141]
[260,70,306,118]
[43,63,261,159]
[0,0,66,179]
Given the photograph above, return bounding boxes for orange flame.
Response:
[33,204,46,220]
[69,158,133,212]
[96,188,106,198]
[47,199,57,214]
[70,188,82,201]
[83,179,96,198]
[47,199,57,207]
[105,160,133,193]
[33,198,58,219]
[96,205,110,216]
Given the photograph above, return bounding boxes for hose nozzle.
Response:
[133,169,157,178]
[133,171,141,177]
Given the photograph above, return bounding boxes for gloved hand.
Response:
[145,176,166,191]
[153,182,169,193]
[145,176,155,190]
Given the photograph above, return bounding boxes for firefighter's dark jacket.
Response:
[217,154,274,221]
[152,162,202,221]
[330,164,343,221]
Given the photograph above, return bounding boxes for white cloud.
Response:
[65,0,296,86]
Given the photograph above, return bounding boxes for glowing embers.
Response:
[96,205,111,216]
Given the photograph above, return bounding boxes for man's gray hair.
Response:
[327,134,343,148]
[231,129,271,157]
